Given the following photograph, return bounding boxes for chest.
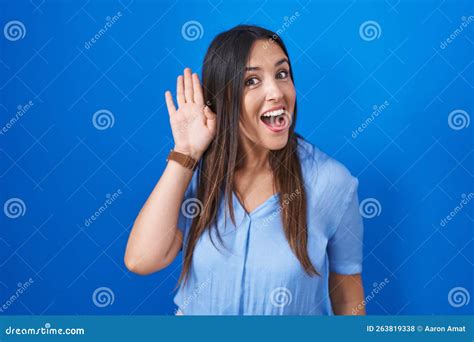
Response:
[190,204,330,280]
[233,169,276,214]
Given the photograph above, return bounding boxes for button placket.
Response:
[235,215,252,314]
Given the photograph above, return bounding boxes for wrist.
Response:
[167,148,200,171]
[173,146,202,160]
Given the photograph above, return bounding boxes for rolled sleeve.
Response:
[327,178,364,275]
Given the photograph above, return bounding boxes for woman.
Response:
[124,25,366,315]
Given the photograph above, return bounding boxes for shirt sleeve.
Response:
[327,178,364,275]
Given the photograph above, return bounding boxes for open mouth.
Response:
[260,108,291,131]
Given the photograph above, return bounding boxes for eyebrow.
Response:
[244,58,289,72]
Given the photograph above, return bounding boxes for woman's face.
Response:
[239,39,296,151]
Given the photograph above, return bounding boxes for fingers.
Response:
[183,68,194,103]
[204,106,217,134]
[176,76,185,107]
[176,68,202,107]
[165,91,176,116]
[192,73,204,105]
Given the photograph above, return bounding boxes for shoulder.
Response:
[296,135,358,193]
[296,136,359,230]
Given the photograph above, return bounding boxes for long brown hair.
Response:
[178,25,319,286]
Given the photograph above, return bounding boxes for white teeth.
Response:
[261,109,285,117]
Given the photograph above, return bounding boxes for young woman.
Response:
[124,25,366,315]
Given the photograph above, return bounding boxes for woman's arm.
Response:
[124,160,195,275]
[124,68,216,275]
[329,272,366,315]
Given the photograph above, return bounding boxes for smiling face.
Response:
[238,39,296,151]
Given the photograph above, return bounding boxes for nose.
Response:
[264,78,284,102]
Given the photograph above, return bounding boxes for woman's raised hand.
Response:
[165,68,217,160]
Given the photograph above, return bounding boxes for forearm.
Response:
[331,300,366,315]
[329,272,366,316]
[124,160,194,273]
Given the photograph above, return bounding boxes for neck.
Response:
[236,136,271,172]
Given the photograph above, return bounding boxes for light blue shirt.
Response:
[175,137,364,315]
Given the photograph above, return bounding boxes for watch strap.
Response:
[167,150,198,171]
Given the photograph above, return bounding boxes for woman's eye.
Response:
[245,77,259,86]
[245,71,289,87]
[276,70,289,79]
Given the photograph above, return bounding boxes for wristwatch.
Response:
[166,150,199,171]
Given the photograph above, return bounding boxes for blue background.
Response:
[0,0,472,315]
